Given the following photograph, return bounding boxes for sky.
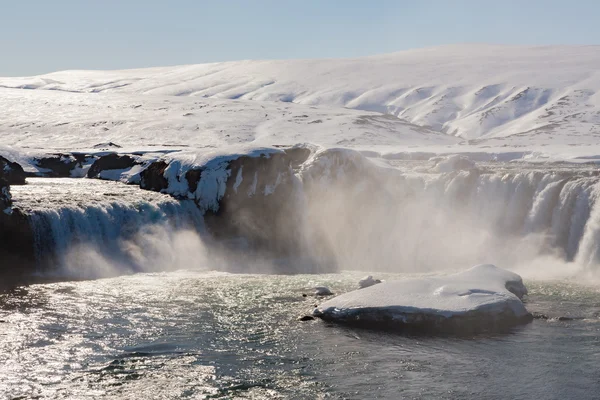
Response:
[1,0,599,76]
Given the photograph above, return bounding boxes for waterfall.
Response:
[13,178,207,279]
[12,157,600,280]
[300,151,600,276]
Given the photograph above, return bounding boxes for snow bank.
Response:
[314,265,531,334]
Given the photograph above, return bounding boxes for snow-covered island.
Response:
[313,265,532,334]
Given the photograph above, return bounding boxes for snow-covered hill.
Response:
[0,88,457,151]
[2,44,600,144]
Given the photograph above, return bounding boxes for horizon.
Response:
[6,42,600,77]
[3,0,600,76]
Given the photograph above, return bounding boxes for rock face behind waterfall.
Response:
[0,162,36,289]
[138,147,336,272]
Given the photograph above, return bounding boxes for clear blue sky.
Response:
[1,0,599,76]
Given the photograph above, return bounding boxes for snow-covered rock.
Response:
[314,265,531,334]
[314,286,333,296]
[358,275,381,289]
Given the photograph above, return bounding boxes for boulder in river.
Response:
[314,264,532,335]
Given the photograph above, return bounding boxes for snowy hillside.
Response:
[0,88,457,151]
[2,44,600,145]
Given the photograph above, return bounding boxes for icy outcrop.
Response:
[314,265,531,334]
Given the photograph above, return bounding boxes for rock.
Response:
[0,156,26,185]
[185,168,202,193]
[140,160,169,192]
[298,315,315,321]
[556,316,584,321]
[0,178,12,210]
[313,265,532,335]
[358,275,381,289]
[93,142,122,149]
[35,153,88,177]
[203,150,337,272]
[314,286,333,296]
[283,146,312,169]
[87,153,138,179]
[0,207,37,289]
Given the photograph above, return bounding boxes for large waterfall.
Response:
[10,155,600,280]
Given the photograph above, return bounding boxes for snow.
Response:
[2,44,600,151]
[314,265,529,323]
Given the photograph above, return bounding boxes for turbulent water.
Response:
[1,271,599,399]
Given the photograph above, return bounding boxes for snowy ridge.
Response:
[2,44,600,143]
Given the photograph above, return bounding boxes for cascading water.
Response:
[11,178,207,279]
[9,156,600,280]
[300,152,600,277]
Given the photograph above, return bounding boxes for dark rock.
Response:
[283,147,312,169]
[0,208,37,289]
[88,153,138,179]
[0,178,12,210]
[35,153,88,177]
[93,142,122,149]
[185,168,202,193]
[557,316,584,321]
[314,308,533,336]
[140,160,169,192]
[0,156,26,185]
[298,315,315,321]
